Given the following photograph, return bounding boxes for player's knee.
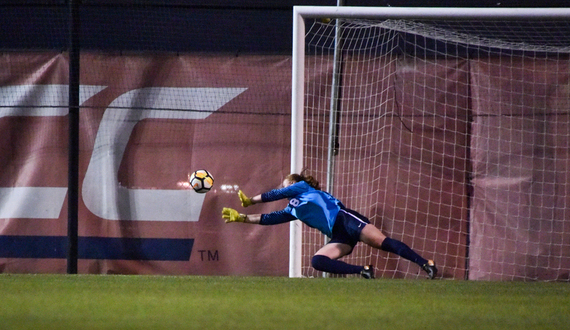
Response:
[360,225,386,249]
[311,255,331,271]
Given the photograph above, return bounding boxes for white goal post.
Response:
[290,6,570,280]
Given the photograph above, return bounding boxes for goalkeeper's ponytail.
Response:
[286,171,321,190]
[303,175,321,190]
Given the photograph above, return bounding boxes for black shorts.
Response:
[328,208,370,249]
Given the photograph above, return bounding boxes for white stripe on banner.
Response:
[0,84,106,116]
[0,187,68,219]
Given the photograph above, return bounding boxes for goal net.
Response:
[291,6,570,281]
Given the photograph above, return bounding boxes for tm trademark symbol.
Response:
[198,250,219,261]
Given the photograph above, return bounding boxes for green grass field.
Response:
[1,274,569,330]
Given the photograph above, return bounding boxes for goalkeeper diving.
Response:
[222,172,437,279]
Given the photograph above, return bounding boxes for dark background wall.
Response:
[0,0,568,53]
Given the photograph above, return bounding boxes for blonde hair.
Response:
[285,171,321,190]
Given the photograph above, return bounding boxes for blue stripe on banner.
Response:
[0,235,65,259]
[0,236,193,261]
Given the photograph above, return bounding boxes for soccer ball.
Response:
[188,169,214,193]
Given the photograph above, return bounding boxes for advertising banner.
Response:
[0,53,293,275]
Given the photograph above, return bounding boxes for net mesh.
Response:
[302,17,570,281]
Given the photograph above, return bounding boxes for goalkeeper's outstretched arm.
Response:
[223,190,295,225]
[222,190,264,224]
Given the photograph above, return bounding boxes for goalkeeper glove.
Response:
[238,190,253,207]
[222,207,247,223]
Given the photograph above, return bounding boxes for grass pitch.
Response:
[1,274,569,330]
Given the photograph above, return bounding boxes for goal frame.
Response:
[289,5,570,278]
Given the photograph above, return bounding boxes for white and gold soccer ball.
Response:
[188,169,214,193]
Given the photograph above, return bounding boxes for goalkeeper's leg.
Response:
[360,224,437,279]
[312,243,374,279]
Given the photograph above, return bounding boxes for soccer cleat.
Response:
[422,260,438,279]
[360,265,375,279]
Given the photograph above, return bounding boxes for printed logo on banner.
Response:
[83,87,246,221]
[0,84,246,221]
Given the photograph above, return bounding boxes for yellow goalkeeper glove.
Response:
[238,190,253,207]
[222,207,247,223]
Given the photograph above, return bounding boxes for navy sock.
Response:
[311,255,363,274]
[381,237,428,266]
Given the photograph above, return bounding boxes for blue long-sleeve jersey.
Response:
[259,181,344,237]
